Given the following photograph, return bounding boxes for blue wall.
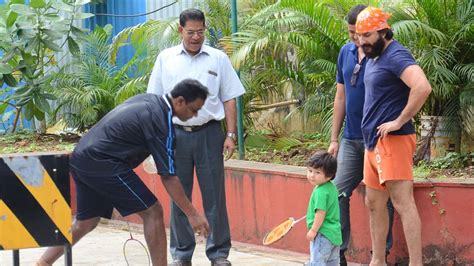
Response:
[85,0,146,68]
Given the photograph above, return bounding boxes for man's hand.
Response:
[306,229,317,241]
[188,212,210,238]
[161,175,209,238]
[377,120,402,138]
[223,137,235,160]
[327,141,339,157]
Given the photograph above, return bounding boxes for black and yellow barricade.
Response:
[0,152,72,266]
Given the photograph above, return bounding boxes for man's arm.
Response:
[328,83,346,157]
[223,98,237,160]
[377,65,432,137]
[306,210,326,241]
[160,176,209,236]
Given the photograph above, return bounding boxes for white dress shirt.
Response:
[147,43,245,126]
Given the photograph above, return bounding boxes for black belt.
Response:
[174,120,219,132]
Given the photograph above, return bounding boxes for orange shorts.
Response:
[363,134,416,190]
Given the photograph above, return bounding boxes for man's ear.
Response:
[176,96,186,106]
[178,25,184,34]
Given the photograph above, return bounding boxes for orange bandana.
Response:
[356,7,391,33]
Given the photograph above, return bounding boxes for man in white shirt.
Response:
[147,8,245,266]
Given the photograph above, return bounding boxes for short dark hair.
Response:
[305,151,337,180]
[179,8,205,27]
[347,4,367,25]
[379,28,394,40]
[170,79,208,103]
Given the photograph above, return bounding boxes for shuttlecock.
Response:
[143,156,157,174]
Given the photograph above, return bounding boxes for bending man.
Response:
[36,79,210,266]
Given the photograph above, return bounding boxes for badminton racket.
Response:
[123,220,151,266]
[262,215,306,245]
[262,192,347,245]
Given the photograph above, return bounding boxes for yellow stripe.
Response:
[15,169,72,243]
[0,200,39,249]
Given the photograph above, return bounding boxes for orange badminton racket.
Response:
[262,192,347,245]
[262,215,306,245]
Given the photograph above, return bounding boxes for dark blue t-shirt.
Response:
[71,93,176,177]
[362,41,416,150]
[336,42,366,139]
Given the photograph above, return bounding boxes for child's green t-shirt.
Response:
[306,181,342,246]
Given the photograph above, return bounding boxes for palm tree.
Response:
[389,0,474,137]
[53,25,148,132]
[221,0,353,138]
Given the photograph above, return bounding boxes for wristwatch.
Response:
[226,132,237,142]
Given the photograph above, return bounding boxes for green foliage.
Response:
[110,0,473,144]
[390,0,474,134]
[52,25,148,132]
[413,162,432,179]
[245,130,325,153]
[429,152,473,170]
[0,0,91,132]
[219,0,352,140]
[240,130,326,166]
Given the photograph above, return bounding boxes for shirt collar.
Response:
[177,42,210,56]
[162,94,173,112]
[349,42,357,53]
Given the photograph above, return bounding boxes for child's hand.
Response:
[306,229,317,241]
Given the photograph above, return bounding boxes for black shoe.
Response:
[168,260,192,266]
[211,258,231,266]
[340,250,347,266]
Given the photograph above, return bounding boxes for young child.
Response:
[305,151,342,265]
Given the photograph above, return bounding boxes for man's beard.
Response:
[362,36,386,58]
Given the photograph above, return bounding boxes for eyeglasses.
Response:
[350,63,361,86]
[184,29,205,37]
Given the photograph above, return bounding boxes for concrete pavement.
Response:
[0,220,308,266]
[1,220,366,265]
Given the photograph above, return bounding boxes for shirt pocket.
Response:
[198,69,219,96]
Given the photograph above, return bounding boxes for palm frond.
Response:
[454,63,474,82]
[391,20,447,45]
[115,75,148,105]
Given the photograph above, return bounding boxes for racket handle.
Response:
[294,215,307,224]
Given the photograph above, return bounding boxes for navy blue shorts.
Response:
[71,167,157,220]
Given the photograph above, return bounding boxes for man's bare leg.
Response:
[36,216,100,265]
[136,202,167,266]
[365,187,390,266]
[386,180,422,266]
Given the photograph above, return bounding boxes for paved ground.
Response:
[1,220,365,265]
[0,220,308,266]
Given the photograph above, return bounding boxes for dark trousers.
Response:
[169,122,231,261]
[334,138,394,253]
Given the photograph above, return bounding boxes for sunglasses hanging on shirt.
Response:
[350,63,361,86]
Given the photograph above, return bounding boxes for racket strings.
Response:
[263,219,294,245]
[263,215,307,245]
[123,220,151,266]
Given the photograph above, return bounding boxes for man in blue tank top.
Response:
[356,7,432,266]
